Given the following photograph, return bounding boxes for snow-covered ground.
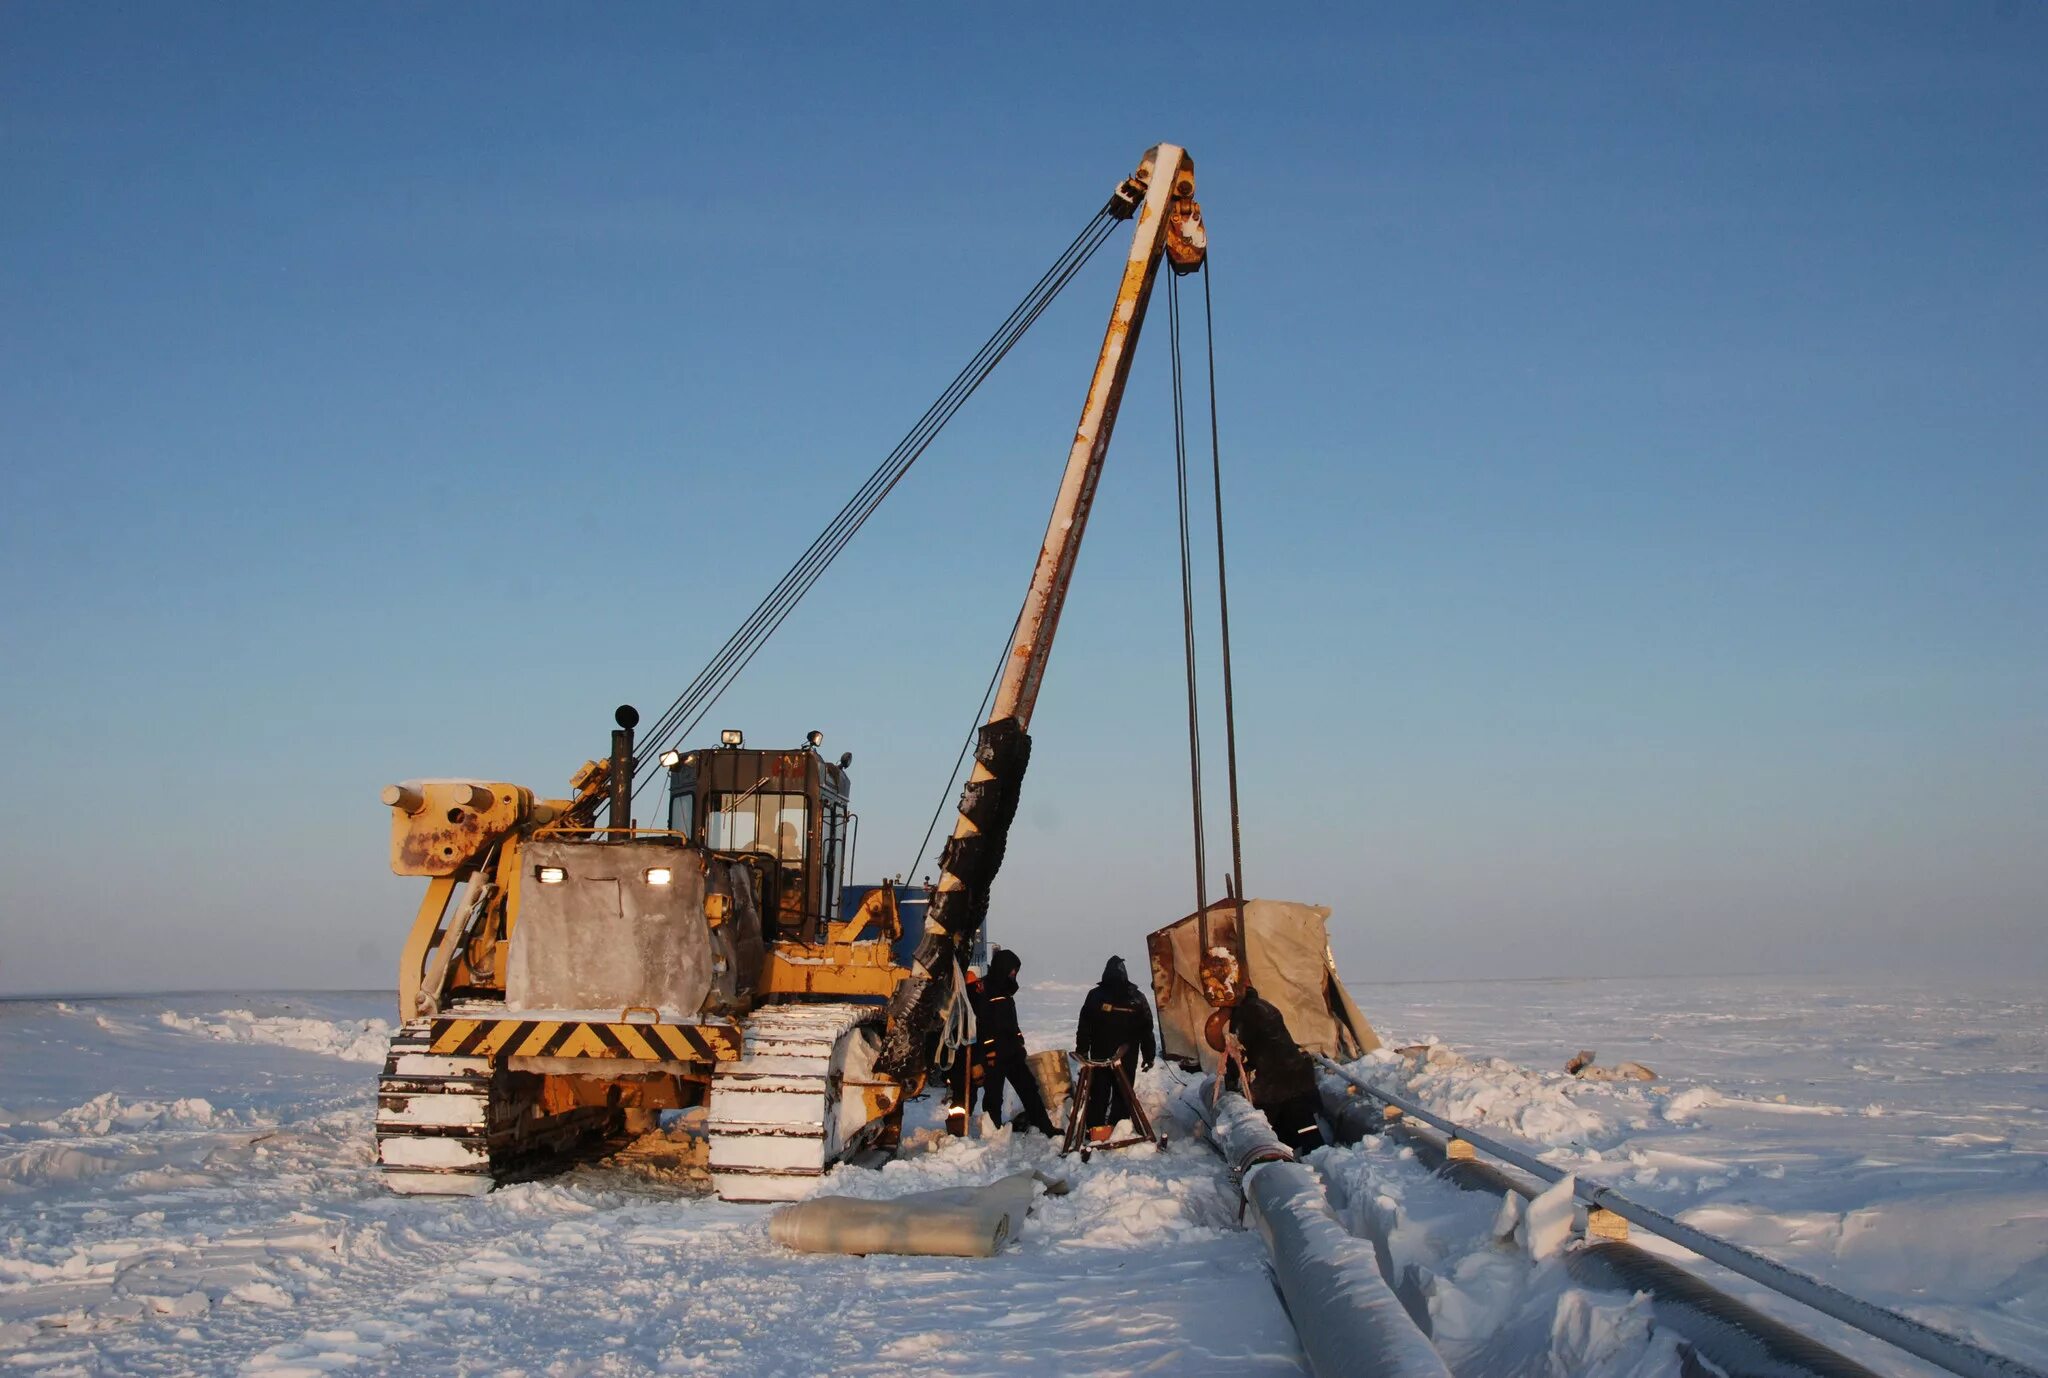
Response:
[0,990,1299,1376]
[1,977,2041,1376]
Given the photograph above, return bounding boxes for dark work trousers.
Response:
[1084,1049,1141,1129]
[1262,1092,1326,1155]
[981,1045,1056,1136]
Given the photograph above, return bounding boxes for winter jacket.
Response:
[972,948,1026,1059]
[1222,986,1317,1108]
[1075,956,1157,1065]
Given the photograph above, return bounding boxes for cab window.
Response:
[707,791,807,863]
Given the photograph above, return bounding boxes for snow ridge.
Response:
[157,1008,392,1063]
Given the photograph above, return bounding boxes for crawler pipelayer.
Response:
[375,144,1210,1202]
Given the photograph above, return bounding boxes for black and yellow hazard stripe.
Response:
[428,1017,741,1063]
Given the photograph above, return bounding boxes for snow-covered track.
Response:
[374,1020,494,1195]
[705,1003,890,1203]
[373,1019,615,1194]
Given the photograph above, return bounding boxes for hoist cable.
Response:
[629,205,1115,791]
[635,210,1120,804]
[1168,270,1210,918]
[1202,263,1249,923]
[657,216,1115,766]
[622,205,1122,812]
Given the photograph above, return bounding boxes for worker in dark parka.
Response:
[1075,955,1156,1133]
[971,947,1057,1136]
[1203,948,1324,1154]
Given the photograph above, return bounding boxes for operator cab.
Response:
[664,731,853,946]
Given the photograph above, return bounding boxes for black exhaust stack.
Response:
[610,704,639,841]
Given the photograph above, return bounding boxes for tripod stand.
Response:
[1059,1046,1168,1161]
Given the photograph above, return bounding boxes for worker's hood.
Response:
[1100,956,1129,988]
[985,947,1022,992]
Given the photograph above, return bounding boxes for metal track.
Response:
[373,1019,615,1196]
[375,1020,495,1195]
[706,1003,889,1203]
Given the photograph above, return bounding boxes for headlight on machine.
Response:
[644,867,673,886]
[536,866,566,884]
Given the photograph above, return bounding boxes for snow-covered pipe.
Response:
[1319,1057,2047,1378]
[1568,1242,1884,1378]
[1316,1076,1883,1378]
[1177,1081,1452,1378]
[1316,1072,1386,1143]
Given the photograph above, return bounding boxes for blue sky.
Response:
[2,4,2043,995]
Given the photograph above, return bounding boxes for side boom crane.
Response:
[374,144,1213,1201]
[877,143,1207,1082]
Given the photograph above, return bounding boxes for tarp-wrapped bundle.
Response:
[768,1171,1045,1258]
[1146,898,1378,1073]
[1027,1048,1071,1128]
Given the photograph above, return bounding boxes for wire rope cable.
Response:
[630,206,1114,784]
[1168,269,1210,919]
[1201,262,1249,928]
[644,223,1114,792]
[620,204,1123,817]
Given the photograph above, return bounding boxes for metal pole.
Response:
[1318,1058,2046,1378]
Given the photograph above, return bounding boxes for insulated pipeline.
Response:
[1178,1082,1452,1378]
[1318,1058,2046,1378]
[1314,1076,1883,1378]
[1566,1244,1887,1378]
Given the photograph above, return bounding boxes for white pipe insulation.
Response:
[1176,1080,1451,1378]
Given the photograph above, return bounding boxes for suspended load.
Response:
[1147,898,1379,1072]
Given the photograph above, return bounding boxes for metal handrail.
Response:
[532,827,691,839]
[1318,1057,2044,1378]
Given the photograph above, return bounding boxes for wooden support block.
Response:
[1585,1207,1628,1241]
[1445,1137,1476,1161]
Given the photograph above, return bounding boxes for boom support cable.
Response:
[1171,261,1248,969]
[624,204,1125,814]
[1203,264,1249,941]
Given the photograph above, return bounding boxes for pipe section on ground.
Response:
[1568,1243,1886,1378]
[1319,1058,2045,1378]
[1177,1081,1451,1378]
[1317,1072,1386,1144]
[1314,1076,1883,1378]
